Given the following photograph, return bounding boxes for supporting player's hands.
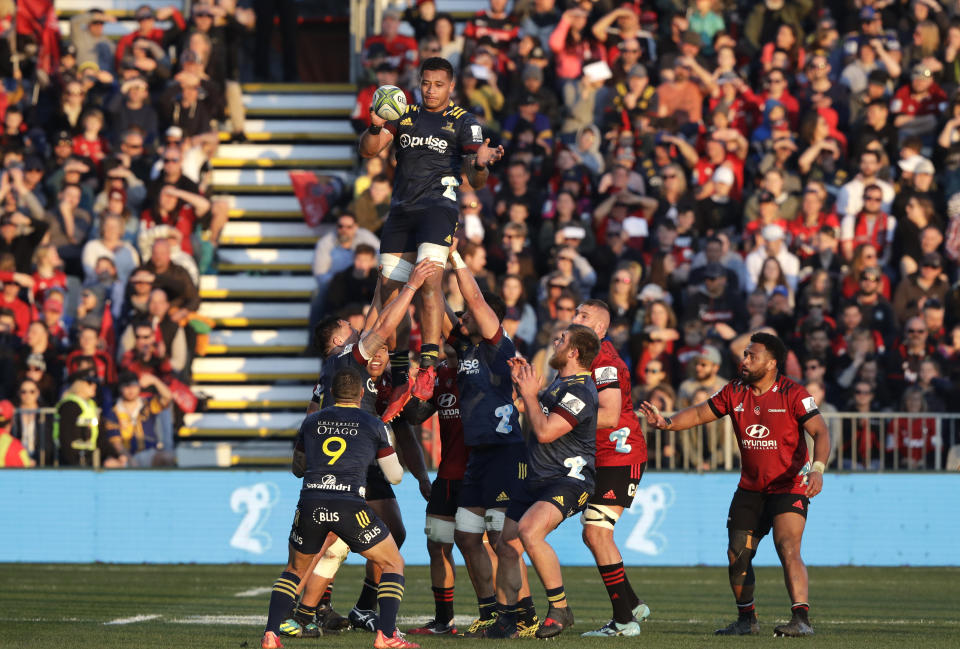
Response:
[638,401,669,429]
[510,358,539,400]
[407,258,444,290]
[805,470,823,498]
[476,138,505,168]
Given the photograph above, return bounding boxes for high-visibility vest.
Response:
[53,393,100,452]
[0,433,31,467]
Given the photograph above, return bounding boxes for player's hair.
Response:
[331,367,364,403]
[750,331,787,373]
[483,291,507,323]
[313,316,344,357]
[580,298,611,318]
[419,56,454,80]
[565,324,601,369]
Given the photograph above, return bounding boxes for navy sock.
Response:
[390,351,409,386]
[356,577,379,611]
[478,595,497,620]
[420,344,439,368]
[545,585,567,607]
[294,602,315,625]
[433,586,454,624]
[378,572,405,636]
[517,595,536,624]
[265,571,301,634]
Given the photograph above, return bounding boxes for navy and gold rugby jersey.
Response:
[530,371,599,491]
[384,102,483,209]
[296,404,394,500]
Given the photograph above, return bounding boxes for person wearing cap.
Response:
[890,61,948,137]
[852,264,897,343]
[892,252,950,324]
[103,370,175,467]
[502,91,554,153]
[108,73,159,146]
[69,9,117,75]
[684,261,748,336]
[115,5,187,68]
[0,400,33,468]
[361,7,419,80]
[461,59,506,132]
[745,223,800,294]
[676,343,728,467]
[54,370,106,467]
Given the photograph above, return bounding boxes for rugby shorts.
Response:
[726,487,809,539]
[588,463,646,508]
[426,477,462,517]
[459,443,527,510]
[379,204,459,254]
[289,496,391,554]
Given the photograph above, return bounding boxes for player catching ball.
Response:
[359,56,504,420]
[639,332,828,638]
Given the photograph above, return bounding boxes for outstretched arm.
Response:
[358,110,395,158]
[637,399,719,431]
[360,259,441,354]
[463,138,504,189]
[450,248,500,340]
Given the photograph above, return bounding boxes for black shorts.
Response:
[289,496,391,554]
[726,487,809,539]
[379,204,459,254]
[426,477,462,517]
[505,479,592,523]
[365,464,396,501]
[588,463,646,508]
[460,444,527,510]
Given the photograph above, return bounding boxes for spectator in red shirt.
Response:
[891,63,948,138]
[115,5,186,68]
[463,0,519,60]
[0,272,30,338]
[72,108,109,175]
[362,8,419,78]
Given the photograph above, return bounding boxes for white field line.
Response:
[104,614,161,625]
[234,586,273,597]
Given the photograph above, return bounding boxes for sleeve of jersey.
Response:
[551,384,592,429]
[707,383,731,419]
[459,114,484,154]
[310,382,323,406]
[383,117,400,136]
[352,344,370,366]
[376,421,396,457]
[794,387,821,426]
[593,361,620,392]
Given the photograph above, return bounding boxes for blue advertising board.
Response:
[0,471,956,565]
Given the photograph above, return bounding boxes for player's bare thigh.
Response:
[771,511,806,554]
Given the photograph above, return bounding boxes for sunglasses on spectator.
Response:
[614,275,631,284]
[855,389,873,395]
[336,221,356,229]
[163,157,180,163]
[621,48,640,53]
[863,195,882,202]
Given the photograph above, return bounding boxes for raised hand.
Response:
[476,138,504,168]
[407,258,443,290]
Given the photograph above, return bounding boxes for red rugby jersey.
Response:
[591,340,647,466]
[430,364,468,480]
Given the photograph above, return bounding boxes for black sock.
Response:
[356,577,379,611]
[545,585,567,607]
[792,602,810,622]
[294,602,316,625]
[598,562,633,624]
[622,572,641,610]
[432,586,454,624]
[320,583,333,607]
[517,595,536,624]
[737,599,756,620]
[390,351,409,386]
[420,344,439,368]
[377,573,405,636]
[478,595,497,620]
[266,571,301,634]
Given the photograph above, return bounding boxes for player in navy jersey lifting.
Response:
[440,245,537,638]
[261,367,417,649]
[639,332,829,638]
[572,300,651,637]
[359,56,505,422]
[491,324,601,640]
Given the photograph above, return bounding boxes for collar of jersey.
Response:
[334,403,360,408]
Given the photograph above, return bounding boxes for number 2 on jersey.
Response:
[441,176,459,201]
[322,437,346,464]
[563,455,587,481]
[609,427,632,454]
[494,404,514,434]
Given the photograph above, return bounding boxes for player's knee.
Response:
[517,519,545,548]
[581,504,619,533]
[381,551,404,575]
[581,520,613,550]
[774,536,801,560]
[484,509,505,533]
[313,538,350,579]
[380,254,414,282]
[728,530,756,582]
[425,515,456,544]
[495,535,521,561]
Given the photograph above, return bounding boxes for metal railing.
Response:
[11,406,102,468]
[640,412,960,472]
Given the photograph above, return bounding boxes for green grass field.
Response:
[1,564,958,648]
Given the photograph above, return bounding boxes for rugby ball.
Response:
[372,85,408,121]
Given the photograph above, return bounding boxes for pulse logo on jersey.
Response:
[398,133,449,153]
[458,358,481,374]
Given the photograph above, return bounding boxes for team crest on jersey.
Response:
[470,124,483,142]
[596,366,617,382]
[560,393,586,415]
[754,406,760,415]
[400,117,412,126]
[552,495,564,506]
[442,121,455,132]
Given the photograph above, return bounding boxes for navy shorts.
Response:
[727,487,809,539]
[505,479,592,523]
[426,477,462,517]
[379,203,459,254]
[459,443,527,510]
[365,464,396,501]
[289,496,391,554]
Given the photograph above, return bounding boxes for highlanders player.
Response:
[572,300,650,637]
[261,368,417,649]
[403,346,469,635]
[443,248,538,637]
[359,56,505,420]
[283,260,438,637]
[639,332,828,638]
[493,325,601,639]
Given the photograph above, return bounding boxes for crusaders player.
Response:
[403,345,469,635]
[639,332,829,638]
[572,300,650,637]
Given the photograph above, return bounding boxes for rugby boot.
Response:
[516,615,540,638]
[374,629,420,649]
[774,617,815,637]
[407,619,457,635]
[349,607,380,632]
[411,365,436,401]
[581,619,642,637]
[460,612,498,638]
[483,615,519,639]
[535,606,575,639]
[381,379,415,422]
[632,602,652,622]
[278,617,320,638]
[261,631,284,649]
[715,616,759,635]
[317,603,350,631]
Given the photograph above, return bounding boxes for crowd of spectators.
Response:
[332,0,960,470]
[0,2,255,466]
